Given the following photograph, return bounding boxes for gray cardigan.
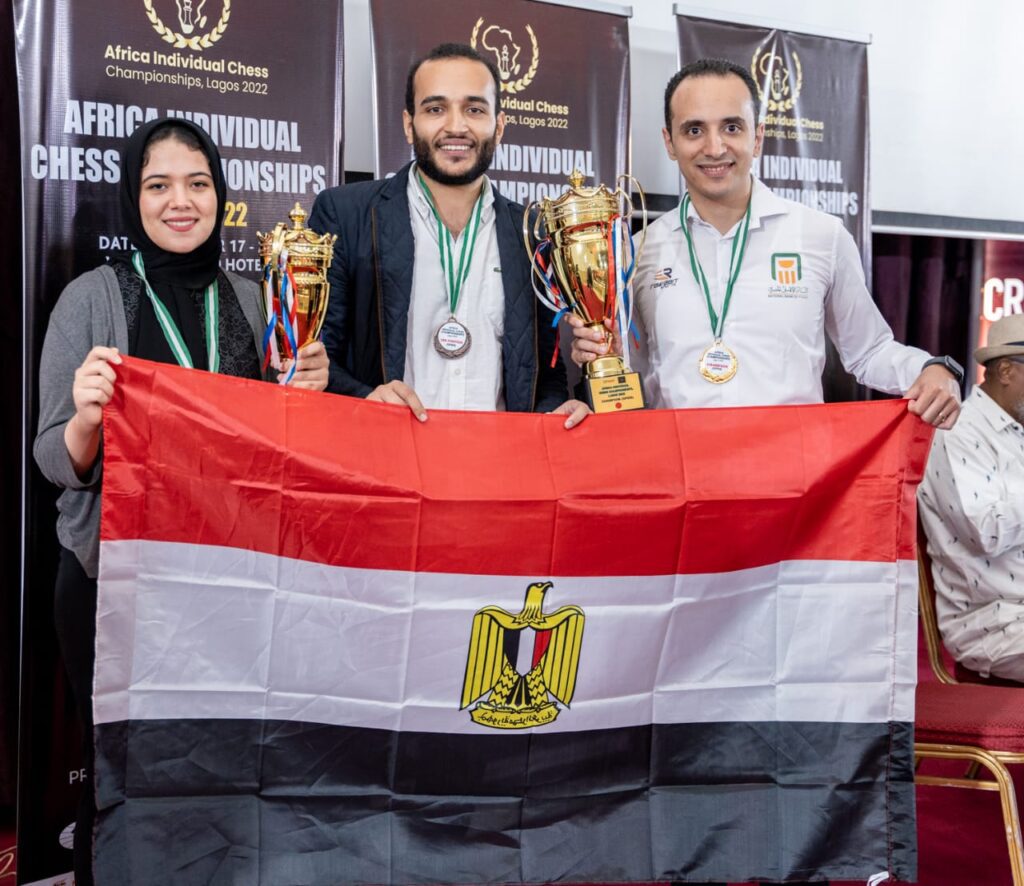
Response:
[33,264,265,577]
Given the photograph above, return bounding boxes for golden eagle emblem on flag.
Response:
[460,581,585,729]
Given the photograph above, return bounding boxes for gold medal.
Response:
[434,316,472,359]
[698,340,738,383]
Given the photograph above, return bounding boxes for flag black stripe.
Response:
[95,717,915,884]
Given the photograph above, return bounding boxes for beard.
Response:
[412,125,497,186]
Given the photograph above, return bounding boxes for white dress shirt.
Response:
[404,166,506,411]
[918,386,1024,678]
[630,179,931,409]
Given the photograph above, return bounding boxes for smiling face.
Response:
[403,56,505,187]
[662,72,764,215]
[138,137,218,253]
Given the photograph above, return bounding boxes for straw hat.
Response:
[975,312,1024,365]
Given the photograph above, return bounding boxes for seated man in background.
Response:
[918,312,1024,681]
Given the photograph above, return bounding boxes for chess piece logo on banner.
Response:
[175,0,206,33]
[144,0,230,50]
[482,26,520,80]
[751,47,803,112]
[460,582,585,730]
[470,17,539,95]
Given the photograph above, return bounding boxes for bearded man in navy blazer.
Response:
[310,42,587,427]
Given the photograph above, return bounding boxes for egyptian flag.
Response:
[94,357,929,884]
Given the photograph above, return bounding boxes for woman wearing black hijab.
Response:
[33,117,328,884]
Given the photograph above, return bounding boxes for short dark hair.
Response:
[663,58,761,132]
[142,121,204,167]
[404,43,502,117]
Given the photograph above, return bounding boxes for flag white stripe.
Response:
[94,540,917,731]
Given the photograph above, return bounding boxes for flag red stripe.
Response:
[533,630,552,669]
[100,358,932,577]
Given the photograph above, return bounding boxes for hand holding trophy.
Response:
[524,170,647,412]
[258,203,336,383]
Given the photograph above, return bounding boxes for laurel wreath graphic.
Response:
[470,18,539,95]
[144,0,230,51]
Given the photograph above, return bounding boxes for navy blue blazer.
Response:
[308,163,567,412]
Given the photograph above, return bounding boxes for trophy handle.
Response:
[522,202,549,292]
[521,201,539,261]
[616,175,648,289]
[265,224,284,319]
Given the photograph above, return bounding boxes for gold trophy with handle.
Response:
[524,170,647,412]
[257,203,336,381]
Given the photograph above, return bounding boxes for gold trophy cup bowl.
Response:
[524,170,647,412]
[258,203,336,369]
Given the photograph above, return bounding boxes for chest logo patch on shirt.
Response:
[651,267,678,290]
[771,253,802,284]
[768,252,809,298]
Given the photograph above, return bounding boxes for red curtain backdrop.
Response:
[872,233,974,373]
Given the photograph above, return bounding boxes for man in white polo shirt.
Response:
[571,58,962,426]
[572,57,962,886]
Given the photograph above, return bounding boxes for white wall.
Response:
[345,0,1024,224]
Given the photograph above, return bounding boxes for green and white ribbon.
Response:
[417,172,485,318]
[679,193,753,341]
[131,250,219,373]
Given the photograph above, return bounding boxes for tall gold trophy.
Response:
[257,203,336,380]
[524,170,647,413]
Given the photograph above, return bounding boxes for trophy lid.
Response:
[289,202,308,229]
[541,169,620,230]
[258,202,336,265]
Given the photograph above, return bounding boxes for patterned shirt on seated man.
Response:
[918,312,1024,683]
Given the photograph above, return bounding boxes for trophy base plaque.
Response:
[584,369,645,413]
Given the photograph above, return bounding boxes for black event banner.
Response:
[676,11,870,266]
[370,0,630,202]
[14,1,343,882]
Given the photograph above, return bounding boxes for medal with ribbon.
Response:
[418,172,485,359]
[131,251,219,372]
[679,192,752,384]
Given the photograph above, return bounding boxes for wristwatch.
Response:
[922,355,965,384]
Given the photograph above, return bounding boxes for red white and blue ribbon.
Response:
[277,249,300,384]
[260,262,279,372]
[529,239,567,316]
[261,248,301,383]
[611,217,640,350]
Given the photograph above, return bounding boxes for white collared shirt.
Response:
[918,387,1024,677]
[629,178,930,409]
[404,166,506,411]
